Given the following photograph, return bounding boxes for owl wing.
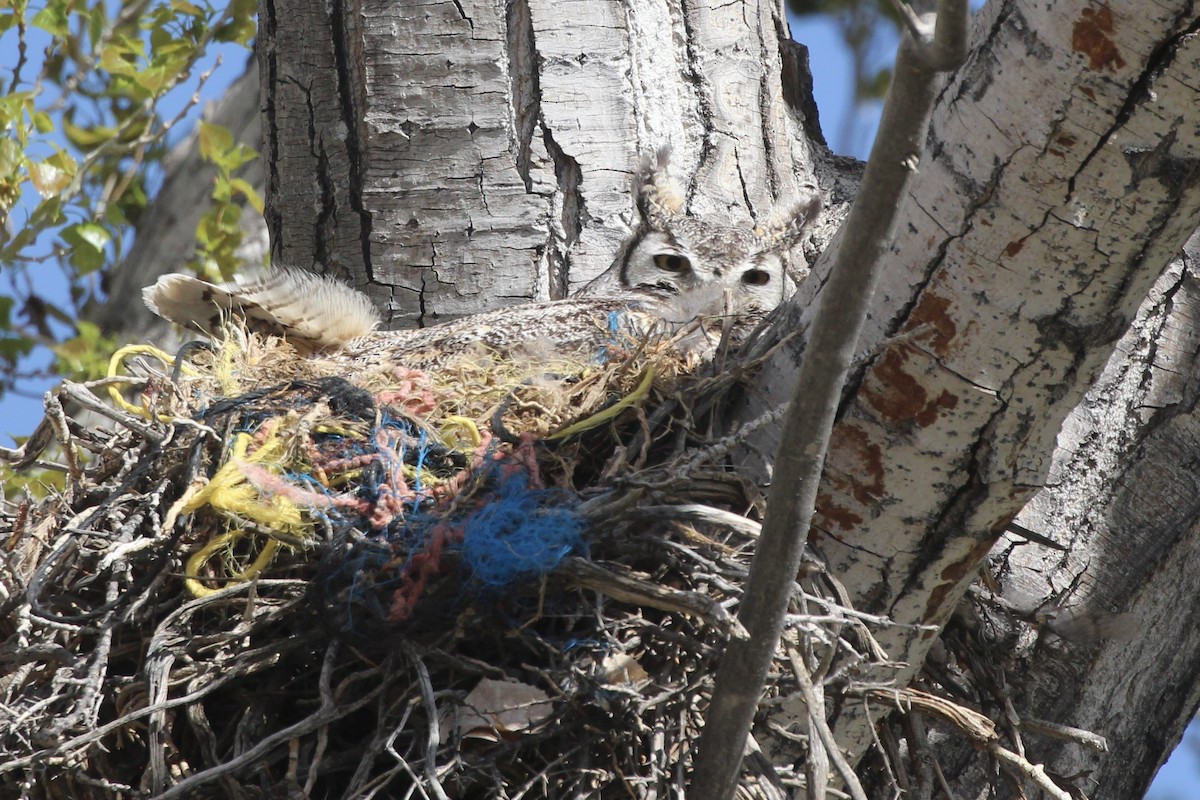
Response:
[144,268,695,370]
[337,297,659,370]
[143,268,380,352]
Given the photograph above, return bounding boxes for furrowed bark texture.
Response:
[740,0,1200,766]
[916,241,1200,799]
[255,0,825,327]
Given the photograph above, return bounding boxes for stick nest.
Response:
[0,325,896,799]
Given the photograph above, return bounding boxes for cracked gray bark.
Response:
[227,0,1200,795]
[255,0,822,326]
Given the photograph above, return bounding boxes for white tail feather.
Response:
[142,268,381,350]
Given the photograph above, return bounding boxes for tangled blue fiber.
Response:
[460,471,586,587]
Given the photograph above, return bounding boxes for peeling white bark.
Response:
[735,0,1200,778]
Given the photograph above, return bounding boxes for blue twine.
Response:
[460,471,585,587]
[607,310,622,337]
[410,428,430,495]
[593,310,627,363]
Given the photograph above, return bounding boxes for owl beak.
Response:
[635,280,681,297]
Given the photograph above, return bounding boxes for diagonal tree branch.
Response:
[688,3,969,796]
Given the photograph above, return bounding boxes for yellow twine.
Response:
[184,531,281,598]
[183,432,304,529]
[106,344,200,420]
[214,334,243,396]
[547,364,656,441]
[183,431,309,597]
[441,415,483,448]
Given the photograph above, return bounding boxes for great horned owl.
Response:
[581,148,821,322]
[143,151,820,368]
[144,269,694,370]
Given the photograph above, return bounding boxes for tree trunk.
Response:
[920,240,1200,799]
[254,0,1200,796]
[256,0,832,323]
[732,4,1200,790]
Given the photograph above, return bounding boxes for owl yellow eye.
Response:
[653,253,690,273]
[742,269,772,286]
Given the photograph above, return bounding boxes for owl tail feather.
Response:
[143,268,381,351]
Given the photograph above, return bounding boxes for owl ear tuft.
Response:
[634,146,686,229]
[753,187,823,253]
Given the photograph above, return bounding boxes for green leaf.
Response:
[0,333,35,362]
[69,246,106,274]
[62,222,111,274]
[135,65,171,93]
[0,0,259,402]
[68,222,110,251]
[198,120,234,160]
[53,320,117,381]
[219,203,240,226]
[213,0,256,45]
[0,137,23,174]
[230,178,264,213]
[171,0,205,15]
[149,26,173,51]
[63,119,118,148]
[0,93,32,130]
[29,196,64,227]
[86,5,104,46]
[30,1,68,36]
[30,111,54,134]
[0,224,36,259]
[100,38,144,75]
[28,158,73,197]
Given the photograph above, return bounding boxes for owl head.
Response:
[584,148,821,317]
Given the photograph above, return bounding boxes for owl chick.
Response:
[581,148,822,321]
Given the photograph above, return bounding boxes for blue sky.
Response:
[0,20,250,446]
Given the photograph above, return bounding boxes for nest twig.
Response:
[0,327,1082,799]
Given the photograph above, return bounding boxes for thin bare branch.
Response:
[688,3,971,795]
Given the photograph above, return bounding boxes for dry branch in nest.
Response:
[0,321,980,799]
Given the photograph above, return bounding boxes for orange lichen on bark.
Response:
[1072,6,1126,72]
[813,424,886,534]
[923,537,996,624]
[906,291,957,358]
[863,346,960,428]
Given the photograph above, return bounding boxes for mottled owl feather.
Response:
[335,297,674,370]
[143,268,380,352]
[143,269,701,371]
